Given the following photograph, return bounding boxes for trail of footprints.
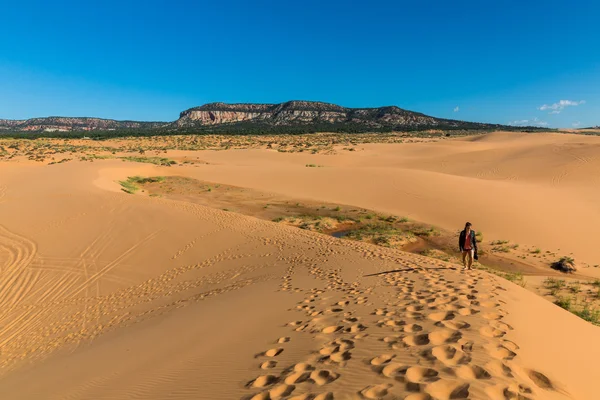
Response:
[245,263,561,399]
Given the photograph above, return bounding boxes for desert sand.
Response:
[0,131,599,399]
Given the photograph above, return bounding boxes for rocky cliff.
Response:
[175,101,501,132]
[1,101,518,135]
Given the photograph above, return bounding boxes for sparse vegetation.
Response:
[118,176,165,194]
[554,296,600,325]
[120,156,177,166]
[552,256,576,273]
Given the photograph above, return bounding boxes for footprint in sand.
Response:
[501,339,519,352]
[292,363,315,372]
[485,384,533,400]
[261,360,277,369]
[527,369,554,390]
[439,320,470,330]
[479,326,506,338]
[484,360,513,378]
[322,326,342,334]
[371,354,395,365]
[319,346,340,356]
[428,329,462,345]
[424,345,471,366]
[403,334,430,346]
[269,384,296,398]
[264,348,284,357]
[424,380,469,400]
[428,311,455,322]
[310,369,339,385]
[380,362,408,379]
[479,300,500,308]
[284,371,310,385]
[404,323,423,333]
[251,374,278,388]
[486,344,517,360]
[454,365,491,380]
[329,351,351,363]
[405,366,439,383]
[382,335,400,344]
[490,320,513,331]
[345,323,366,333]
[360,383,393,399]
[385,319,405,327]
[482,311,504,320]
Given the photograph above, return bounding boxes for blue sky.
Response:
[1,0,598,128]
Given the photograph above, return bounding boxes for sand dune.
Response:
[161,132,600,271]
[0,133,599,399]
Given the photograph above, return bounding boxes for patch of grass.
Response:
[48,158,71,165]
[532,248,542,254]
[554,296,600,325]
[118,179,139,194]
[490,240,509,245]
[128,176,165,184]
[555,296,572,310]
[574,307,600,325]
[398,217,409,223]
[411,226,439,237]
[272,217,284,222]
[569,282,581,294]
[305,164,323,168]
[544,278,566,296]
[333,206,341,212]
[118,176,165,194]
[120,156,177,166]
[492,245,511,253]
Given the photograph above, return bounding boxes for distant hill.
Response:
[0,117,166,133]
[0,101,546,137]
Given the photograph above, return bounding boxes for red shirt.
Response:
[464,231,472,250]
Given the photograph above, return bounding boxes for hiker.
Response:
[459,222,478,270]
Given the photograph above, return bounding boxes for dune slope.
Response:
[0,152,598,399]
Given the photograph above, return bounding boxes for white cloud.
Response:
[509,117,549,127]
[510,119,530,125]
[538,99,586,114]
[572,121,581,128]
[453,106,459,112]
